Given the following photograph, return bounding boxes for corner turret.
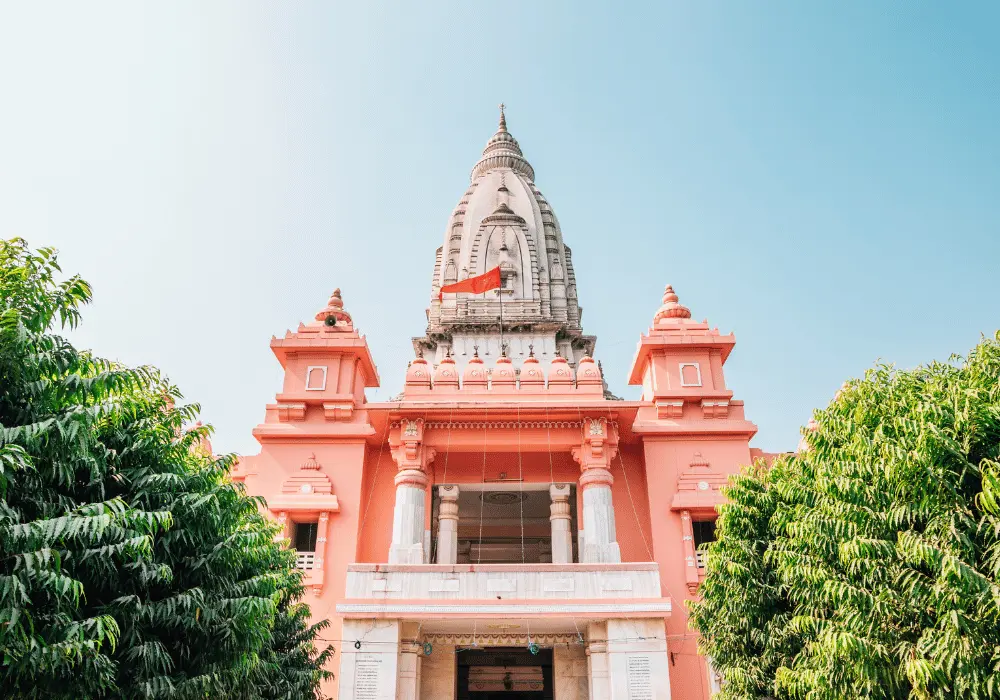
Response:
[257,288,379,428]
[628,285,750,426]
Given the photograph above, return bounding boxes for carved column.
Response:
[389,419,436,564]
[436,484,460,565]
[680,509,700,594]
[398,622,423,700]
[549,483,574,564]
[572,418,621,563]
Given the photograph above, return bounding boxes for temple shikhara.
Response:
[236,107,777,699]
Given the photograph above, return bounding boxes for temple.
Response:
[236,108,778,699]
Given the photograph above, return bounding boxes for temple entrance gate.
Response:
[457,647,554,700]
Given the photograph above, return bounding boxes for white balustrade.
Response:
[344,562,664,601]
[296,551,317,570]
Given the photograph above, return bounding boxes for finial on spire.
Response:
[653,283,692,323]
[528,343,534,358]
[315,287,352,326]
[498,102,507,132]
[473,344,479,358]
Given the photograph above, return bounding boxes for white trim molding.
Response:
[679,362,702,387]
[336,601,672,616]
[305,366,328,391]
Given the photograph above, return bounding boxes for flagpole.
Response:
[498,288,505,356]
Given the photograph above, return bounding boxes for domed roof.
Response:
[462,352,488,388]
[576,356,603,386]
[471,105,535,182]
[519,351,545,386]
[404,356,431,388]
[547,354,575,386]
[432,353,459,388]
[491,354,517,386]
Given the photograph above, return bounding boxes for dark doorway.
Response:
[456,647,554,700]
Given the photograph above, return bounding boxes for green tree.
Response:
[0,238,331,698]
[691,334,1000,699]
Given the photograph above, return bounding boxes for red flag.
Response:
[438,267,502,300]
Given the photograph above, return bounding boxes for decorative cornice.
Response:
[423,633,583,646]
[422,421,584,431]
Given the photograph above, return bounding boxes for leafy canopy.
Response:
[691,332,1000,700]
[0,238,332,698]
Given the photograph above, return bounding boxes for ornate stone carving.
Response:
[414,106,595,373]
[422,633,581,646]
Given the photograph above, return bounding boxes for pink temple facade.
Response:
[236,109,779,700]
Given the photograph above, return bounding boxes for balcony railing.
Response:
[696,550,707,569]
[295,551,317,570]
[343,562,667,603]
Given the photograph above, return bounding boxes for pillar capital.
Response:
[549,483,573,563]
[571,418,619,481]
[399,639,423,656]
[436,484,460,564]
[389,418,436,473]
[438,485,460,523]
[549,484,572,523]
[549,482,572,501]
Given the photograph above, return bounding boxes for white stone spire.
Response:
[414,107,594,372]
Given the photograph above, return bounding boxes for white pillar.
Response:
[549,483,574,564]
[397,622,422,700]
[389,473,427,564]
[436,485,459,565]
[586,622,611,700]
[580,469,620,563]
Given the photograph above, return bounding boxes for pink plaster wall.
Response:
[236,286,767,700]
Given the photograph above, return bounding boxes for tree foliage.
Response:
[691,333,1000,699]
[0,238,332,698]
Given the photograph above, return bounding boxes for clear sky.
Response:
[1,3,997,456]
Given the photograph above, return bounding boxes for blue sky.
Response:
[1,3,997,455]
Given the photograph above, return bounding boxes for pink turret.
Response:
[628,284,742,423]
[257,288,379,426]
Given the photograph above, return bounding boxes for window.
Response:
[679,362,702,387]
[293,521,318,551]
[693,519,716,569]
[292,521,319,571]
[305,366,327,391]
